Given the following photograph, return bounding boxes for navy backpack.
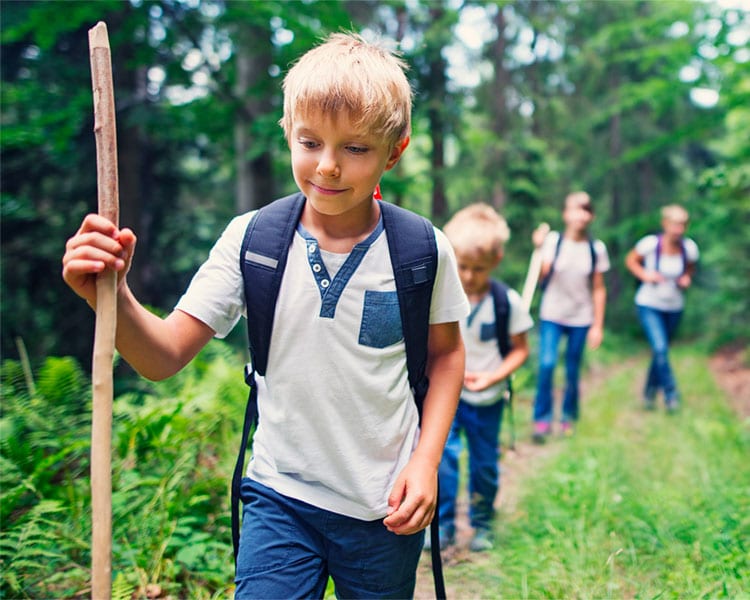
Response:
[232,192,447,598]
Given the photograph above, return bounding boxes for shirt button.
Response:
[312,263,322,273]
[308,244,316,253]
[321,279,330,288]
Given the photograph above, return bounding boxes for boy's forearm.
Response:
[413,330,464,469]
[114,286,214,380]
[592,284,606,329]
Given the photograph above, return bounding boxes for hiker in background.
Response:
[531,192,609,443]
[426,204,532,552]
[62,33,469,598]
[625,204,699,412]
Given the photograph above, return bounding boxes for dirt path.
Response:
[413,343,749,598]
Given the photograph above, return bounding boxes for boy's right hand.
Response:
[531,222,550,248]
[62,214,136,307]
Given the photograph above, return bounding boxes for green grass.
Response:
[438,344,749,599]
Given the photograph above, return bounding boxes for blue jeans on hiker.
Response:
[534,320,590,424]
[234,478,423,599]
[438,399,503,534]
[637,305,683,403]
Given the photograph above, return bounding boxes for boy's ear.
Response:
[385,136,410,171]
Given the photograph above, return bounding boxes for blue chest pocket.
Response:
[480,322,497,342]
[359,290,404,348]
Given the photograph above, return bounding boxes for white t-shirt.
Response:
[461,286,533,406]
[539,232,610,326]
[634,234,699,312]
[175,208,469,520]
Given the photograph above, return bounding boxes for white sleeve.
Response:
[594,239,611,273]
[429,227,470,324]
[175,211,256,338]
[685,238,699,263]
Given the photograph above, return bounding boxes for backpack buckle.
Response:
[244,363,256,387]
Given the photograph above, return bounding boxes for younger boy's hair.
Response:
[279,32,413,145]
[661,204,689,224]
[565,191,593,213]
[443,203,510,259]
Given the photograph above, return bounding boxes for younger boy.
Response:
[62,33,468,598]
[531,192,609,442]
[429,203,532,552]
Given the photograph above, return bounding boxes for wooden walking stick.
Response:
[88,21,118,600]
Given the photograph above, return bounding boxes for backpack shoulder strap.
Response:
[540,231,563,292]
[588,237,597,281]
[240,192,306,377]
[489,279,512,357]
[379,201,438,415]
[655,233,663,272]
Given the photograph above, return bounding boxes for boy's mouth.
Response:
[310,182,344,195]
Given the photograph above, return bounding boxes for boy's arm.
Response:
[588,271,606,350]
[463,331,529,392]
[63,214,216,380]
[383,320,464,535]
[625,248,662,284]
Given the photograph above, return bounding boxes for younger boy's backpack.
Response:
[232,192,447,598]
[489,279,516,448]
[539,232,597,292]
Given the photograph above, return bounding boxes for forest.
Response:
[1,0,748,598]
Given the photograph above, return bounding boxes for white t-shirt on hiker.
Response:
[539,231,610,327]
[175,206,469,521]
[634,234,699,312]
[461,286,533,407]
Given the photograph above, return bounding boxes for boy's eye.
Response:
[346,145,369,154]
[298,138,319,149]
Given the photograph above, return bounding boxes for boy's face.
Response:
[289,110,405,217]
[662,217,688,239]
[563,201,594,233]
[454,249,500,298]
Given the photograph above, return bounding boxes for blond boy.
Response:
[63,33,468,598]
[432,204,532,551]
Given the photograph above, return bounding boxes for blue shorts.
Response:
[234,478,424,599]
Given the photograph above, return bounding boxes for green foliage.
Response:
[1,340,246,598]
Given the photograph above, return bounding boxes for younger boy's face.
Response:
[454,249,500,298]
[289,111,404,217]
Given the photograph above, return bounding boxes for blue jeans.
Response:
[534,320,590,423]
[235,478,423,599]
[437,399,503,532]
[637,305,683,402]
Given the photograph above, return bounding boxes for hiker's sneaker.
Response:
[423,526,454,552]
[644,387,657,410]
[532,421,550,444]
[469,528,494,552]
[560,421,574,436]
[665,399,680,413]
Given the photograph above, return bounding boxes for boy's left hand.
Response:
[464,371,495,392]
[382,457,437,535]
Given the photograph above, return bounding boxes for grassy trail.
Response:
[415,345,749,599]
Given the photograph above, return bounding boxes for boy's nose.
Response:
[317,152,340,178]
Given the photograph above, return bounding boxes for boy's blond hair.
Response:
[280,33,412,145]
[443,203,510,259]
[661,204,689,224]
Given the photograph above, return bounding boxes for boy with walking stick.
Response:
[530,192,609,443]
[63,33,468,598]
